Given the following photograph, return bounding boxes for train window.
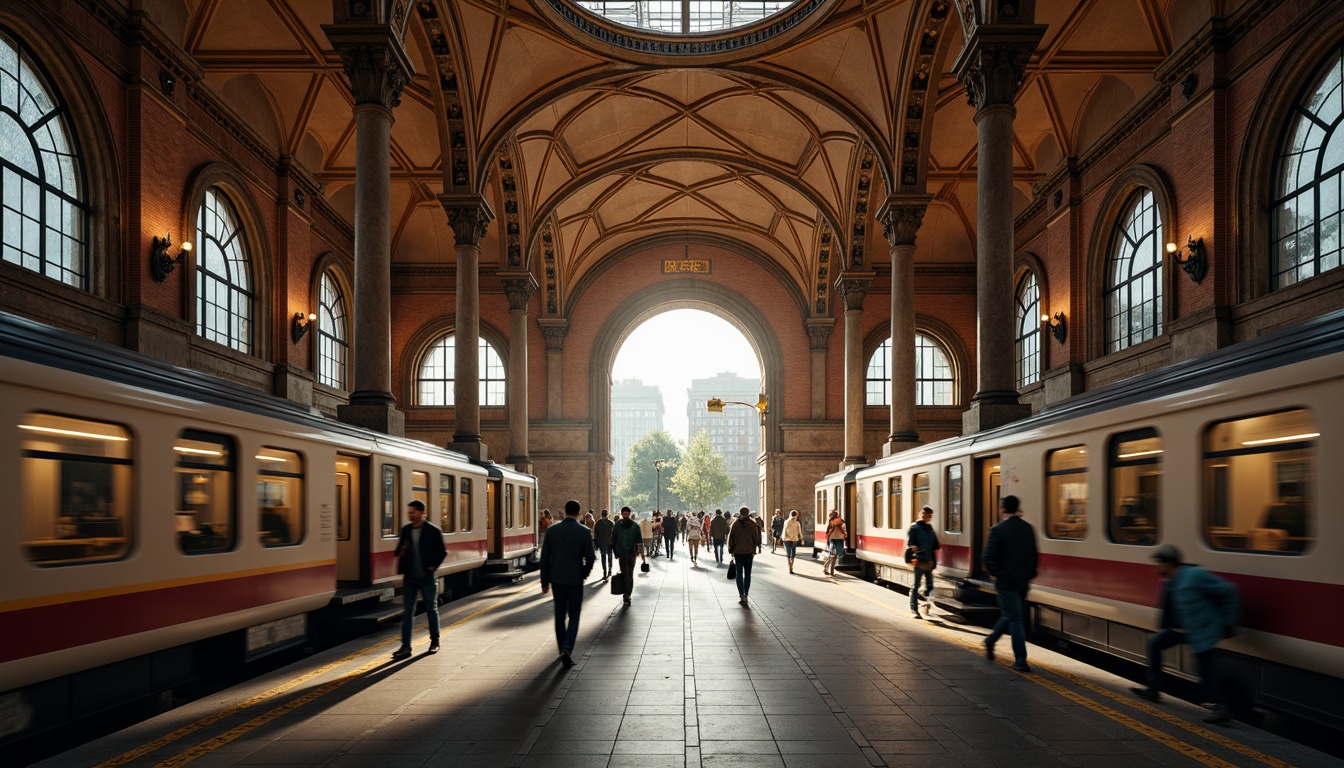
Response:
[336,462,353,542]
[257,448,302,547]
[439,474,456,533]
[1108,429,1162,545]
[505,482,515,528]
[412,471,430,522]
[459,477,473,531]
[888,476,902,529]
[1203,410,1315,555]
[1045,446,1088,540]
[20,413,132,565]
[174,430,237,554]
[519,485,532,527]
[945,464,963,533]
[872,482,884,527]
[381,464,400,538]
[912,473,929,523]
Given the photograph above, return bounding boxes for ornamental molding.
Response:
[543,0,828,58]
[440,197,495,245]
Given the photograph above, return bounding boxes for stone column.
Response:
[879,198,930,456]
[834,271,874,469]
[500,272,537,473]
[441,196,494,461]
[805,318,834,420]
[326,29,413,436]
[953,24,1044,433]
[537,318,568,420]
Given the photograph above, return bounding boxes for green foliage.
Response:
[668,429,734,511]
[613,431,684,512]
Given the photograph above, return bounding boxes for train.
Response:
[0,311,538,745]
[815,309,1344,730]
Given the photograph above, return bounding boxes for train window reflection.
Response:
[872,481,883,527]
[336,469,352,541]
[459,477,472,531]
[519,484,532,527]
[888,476,902,529]
[1046,446,1088,540]
[257,447,302,547]
[505,482,515,528]
[412,471,430,523]
[175,430,236,554]
[1203,410,1314,555]
[1108,429,1161,545]
[381,464,399,538]
[21,413,133,565]
[912,473,929,526]
[945,465,963,533]
[440,474,455,533]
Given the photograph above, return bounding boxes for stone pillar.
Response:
[953,23,1044,434]
[325,28,412,436]
[879,198,930,456]
[500,272,537,473]
[537,318,568,420]
[805,318,834,420]
[439,197,494,461]
[834,271,874,469]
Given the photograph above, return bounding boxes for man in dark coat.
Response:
[907,506,941,619]
[982,495,1039,672]
[393,500,447,660]
[540,499,596,666]
[593,509,615,578]
[610,506,646,605]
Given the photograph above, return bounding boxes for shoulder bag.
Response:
[726,560,737,580]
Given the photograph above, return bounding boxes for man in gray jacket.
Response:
[540,499,596,667]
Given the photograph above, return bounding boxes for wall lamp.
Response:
[1041,312,1067,345]
[1166,235,1207,283]
[291,312,316,344]
[707,394,769,426]
[149,235,192,283]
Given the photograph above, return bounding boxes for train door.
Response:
[485,477,498,557]
[973,456,1001,579]
[335,453,365,582]
[843,481,856,548]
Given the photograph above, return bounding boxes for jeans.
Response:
[911,564,933,611]
[713,538,726,562]
[664,535,678,558]
[550,582,583,653]
[400,572,440,648]
[734,554,754,596]
[986,588,1027,663]
[1145,629,1224,706]
[617,555,636,598]
[784,541,797,559]
[597,542,613,573]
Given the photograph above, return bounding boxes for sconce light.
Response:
[291,312,316,344]
[149,235,192,283]
[1166,235,1207,283]
[1041,312,1067,345]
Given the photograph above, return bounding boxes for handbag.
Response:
[609,571,625,595]
[640,560,650,573]
[903,545,916,564]
[727,560,737,580]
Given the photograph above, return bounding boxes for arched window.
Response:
[1272,42,1344,289]
[1015,272,1041,388]
[865,333,956,407]
[0,30,86,289]
[1104,189,1163,353]
[195,187,253,353]
[417,333,506,406]
[317,271,348,390]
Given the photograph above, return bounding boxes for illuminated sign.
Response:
[662,259,711,274]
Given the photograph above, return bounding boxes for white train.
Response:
[0,311,537,745]
[816,309,1343,729]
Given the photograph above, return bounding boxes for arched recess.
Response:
[860,316,972,409]
[1085,163,1177,360]
[399,316,510,409]
[0,6,122,303]
[588,280,786,462]
[1236,1,1344,303]
[307,252,355,391]
[1014,251,1051,385]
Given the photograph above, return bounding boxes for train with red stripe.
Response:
[0,311,537,745]
[816,309,1344,730]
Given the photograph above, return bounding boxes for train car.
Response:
[0,311,537,744]
[835,309,1344,729]
[813,466,858,558]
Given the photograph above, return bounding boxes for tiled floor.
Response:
[37,547,1343,768]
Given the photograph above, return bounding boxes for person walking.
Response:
[982,495,1039,672]
[752,513,764,554]
[822,510,847,575]
[610,506,646,606]
[539,509,553,537]
[710,509,729,564]
[392,500,446,660]
[594,509,615,578]
[540,500,596,667]
[770,509,784,553]
[663,509,679,561]
[1130,544,1241,724]
[907,506,941,619]
[781,509,803,573]
[650,512,663,558]
[679,512,689,543]
[728,505,761,603]
[686,513,703,564]
[581,508,596,531]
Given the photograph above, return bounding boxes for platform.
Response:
[37,547,1341,768]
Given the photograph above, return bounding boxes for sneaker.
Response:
[922,600,933,615]
[623,596,632,605]
[1203,706,1231,725]
[428,639,440,654]
[983,639,994,662]
[1130,687,1161,702]
[391,646,412,661]
[1011,661,1031,673]
[911,611,923,619]
[559,650,574,668]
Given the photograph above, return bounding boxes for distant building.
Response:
[611,379,664,476]
[687,372,762,510]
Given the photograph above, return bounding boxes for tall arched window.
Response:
[1105,188,1164,353]
[417,334,506,406]
[195,187,253,353]
[0,30,86,289]
[1272,42,1344,289]
[317,271,348,390]
[1015,272,1041,388]
[865,333,956,407]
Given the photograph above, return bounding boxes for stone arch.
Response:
[1014,251,1051,386]
[1075,76,1138,155]
[400,316,511,409]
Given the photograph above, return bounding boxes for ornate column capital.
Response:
[834,271,875,312]
[537,317,569,352]
[952,24,1046,110]
[323,25,414,109]
[439,195,495,246]
[805,318,835,350]
[878,196,933,247]
[499,271,538,311]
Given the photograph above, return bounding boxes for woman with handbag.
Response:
[823,510,847,576]
[781,510,803,574]
[727,506,761,603]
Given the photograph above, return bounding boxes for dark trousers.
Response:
[664,534,678,558]
[597,543,613,573]
[713,538,726,562]
[550,582,583,653]
[400,572,439,648]
[734,553,754,596]
[986,588,1028,663]
[1145,629,1224,705]
[910,564,933,610]
[617,555,636,597]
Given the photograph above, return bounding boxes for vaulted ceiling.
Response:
[152,0,1240,316]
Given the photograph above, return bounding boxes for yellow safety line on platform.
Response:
[94,583,531,768]
[831,579,1288,768]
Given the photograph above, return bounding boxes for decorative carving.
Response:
[497,148,523,267]
[805,319,834,350]
[879,204,927,247]
[443,200,494,245]
[499,272,538,311]
[1053,188,1062,209]
[957,40,1037,109]
[537,319,569,352]
[294,188,306,207]
[415,1,469,191]
[331,43,409,109]
[540,221,559,314]
[159,68,176,96]
[1181,72,1199,99]
[813,221,833,315]
[833,272,873,312]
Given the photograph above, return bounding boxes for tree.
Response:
[668,429,734,511]
[613,431,684,512]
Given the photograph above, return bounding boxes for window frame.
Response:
[1104,188,1165,354]
[194,186,255,354]
[1107,427,1162,546]
[1014,271,1042,388]
[1045,445,1088,541]
[257,446,303,548]
[316,270,349,390]
[1202,409,1315,555]
[174,429,237,555]
[381,464,400,538]
[416,333,508,407]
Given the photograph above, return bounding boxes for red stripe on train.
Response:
[371,539,487,581]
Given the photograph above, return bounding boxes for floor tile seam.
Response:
[684,574,700,746]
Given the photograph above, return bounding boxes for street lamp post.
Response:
[706,394,769,425]
[653,459,666,512]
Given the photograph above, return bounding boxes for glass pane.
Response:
[1046,446,1088,540]
[175,431,236,554]
[257,447,302,547]
[1203,410,1314,555]
[1108,430,1161,546]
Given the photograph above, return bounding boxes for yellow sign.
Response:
[662,259,711,274]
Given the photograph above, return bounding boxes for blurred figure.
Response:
[540,500,595,667]
[781,510,803,573]
[593,509,614,578]
[982,495,1039,672]
[822,510,847,576]
[907,506,941,619]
